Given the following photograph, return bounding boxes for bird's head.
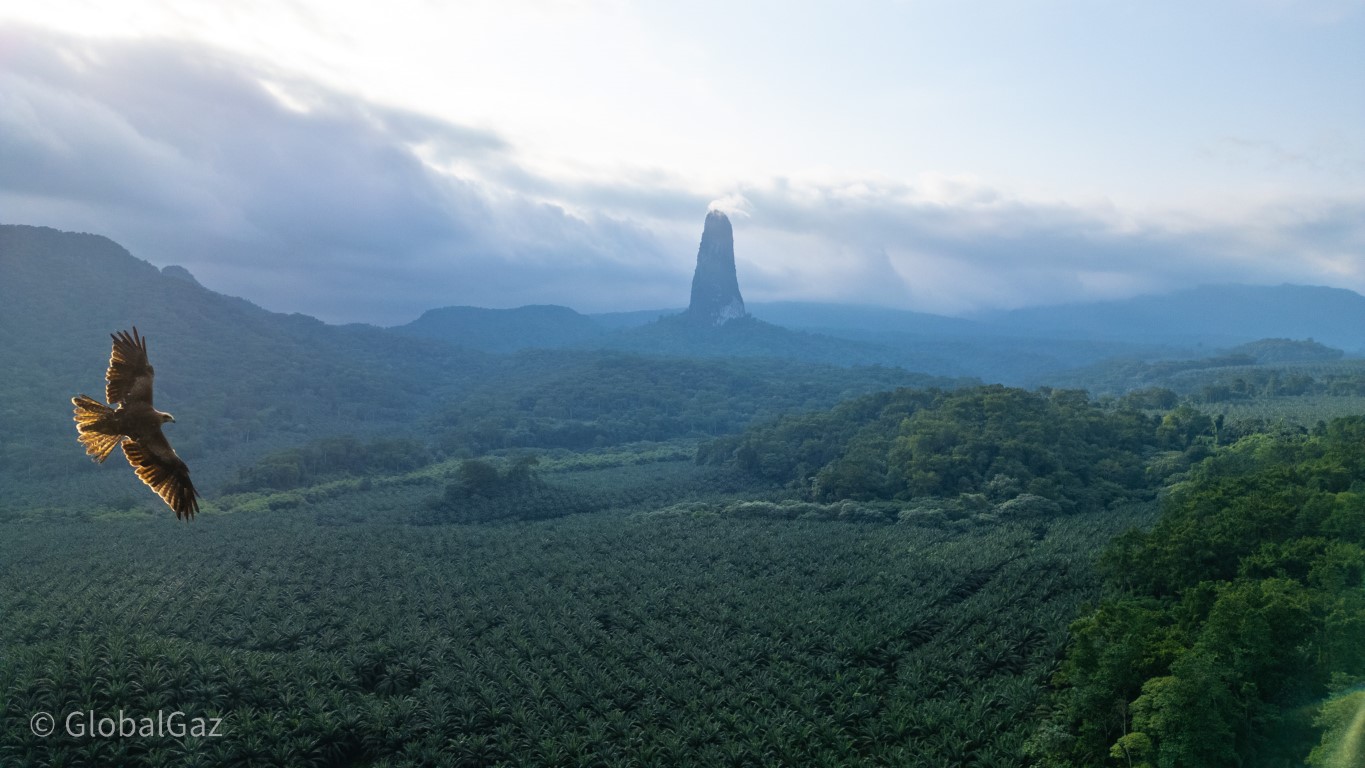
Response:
[158,410,176,424]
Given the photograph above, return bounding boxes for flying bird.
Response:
[72,328,200,519]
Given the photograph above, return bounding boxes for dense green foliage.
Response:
[1055,350,1365,402]
[0,451,1148,767]
[434,351,958,454]
[1227,338,1344,365]
[422,456,604,524]
[224,436,432,492]
[7,224,1365,766]
[1187,366,1365,404]
[0,225,960,509]
[1035,417,1365,766]
[704,385,1167,512]
[1071,338,1345,396]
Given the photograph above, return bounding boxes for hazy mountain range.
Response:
[5,221,1364,507]
[400,287,1365,356]
[8,222,1363,388]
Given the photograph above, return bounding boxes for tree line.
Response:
[1031,416,1365,765]
[701,385,1181,513]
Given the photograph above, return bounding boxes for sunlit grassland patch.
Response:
[1310,687,1365,768]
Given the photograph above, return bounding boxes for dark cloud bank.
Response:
[2,24,1361,324]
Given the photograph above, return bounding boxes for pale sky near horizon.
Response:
[2,1,1362,324]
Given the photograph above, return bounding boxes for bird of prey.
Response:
[72,328,200,519]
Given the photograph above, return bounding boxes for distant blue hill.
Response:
[388,284,1365,378]
[748,287,1365,352]
[980,284,1365,350]
[396,304,605,353]
[389,302,1167,383]
[746,302,985,337]
[589,308,683,330]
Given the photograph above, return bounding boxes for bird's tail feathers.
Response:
[72,395,123,463]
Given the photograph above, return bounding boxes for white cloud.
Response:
[707,194,751,218]
[1,21,1362,326]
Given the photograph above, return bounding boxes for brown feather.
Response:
[71,395,124,463]
[123,438,200,520]
[106,327,155,406]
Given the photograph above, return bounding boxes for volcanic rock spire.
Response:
[685,209,746,326]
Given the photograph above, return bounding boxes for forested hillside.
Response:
[4,379,1363,765]
[702,385,1173,515]
[431,352,958,455]
[0,225,959,508]
[1048,341,1365,398]
[0,440,1156,766]
[698,384,1365,765]
[0,225,491,494]
[5,223,1365,766]
[1032,418,1365,766]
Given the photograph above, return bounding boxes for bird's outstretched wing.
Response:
[123,434,199,520]
[106,327,155,406]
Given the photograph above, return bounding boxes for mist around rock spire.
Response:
[685,209,747,326]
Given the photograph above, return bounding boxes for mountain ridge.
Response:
[0,223,492,501]
[0,224,960,509]
[980,283,1365,349]
[6,222,1362,388]
[392,284,1365,374]
[397,304,605,352]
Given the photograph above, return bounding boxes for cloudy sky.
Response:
[2,1,1362,324]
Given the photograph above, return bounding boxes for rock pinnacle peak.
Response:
[686,210,746,326]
